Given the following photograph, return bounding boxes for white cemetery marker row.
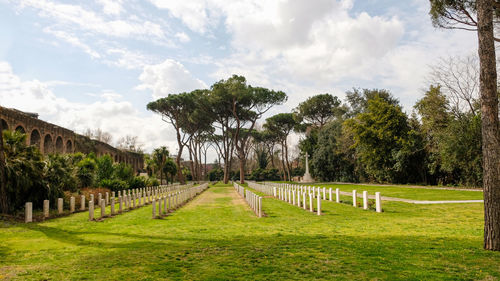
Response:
[232,182,263,217]
[152,183,209,219]
[249,181,322,215]
[260,182,383,213]
[90,183,197,221]
[23,183,196,223]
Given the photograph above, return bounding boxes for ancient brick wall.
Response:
[0,106,144,173]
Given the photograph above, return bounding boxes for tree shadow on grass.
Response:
[44,232,500,281]
[11,222,500,280]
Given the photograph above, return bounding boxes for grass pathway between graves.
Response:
[1,183,500,280]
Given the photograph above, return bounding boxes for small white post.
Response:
[70,196,75,213]
[258,197,262,218]
[105,192,109,205]
[352,190,357,207]
[329,188,332,201]
[80,195,85,211]
[336,188,340,203]
[100,199,105,218]
[89,201,94,221]
[25,202,32,223]
[43,200,49,218]
[309,193,313,212]
[111,197,115,215]
[119,196,123,213]
[152,199,156,218]
[323,187,326,200]
[376,192,382,213]
[317,191,321,215]
[303,192,307,210]
[363,191,368,210]
[57,198,63,214]
[158,198,162,217]
[98,193,102,208]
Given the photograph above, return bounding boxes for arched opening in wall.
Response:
[65,140,73,153]
[55,136,63,153]
[15,125,26,134]
[114,155,118,162]
[1,119,8,132]
[43,134,53,154]
[30,129,41,149]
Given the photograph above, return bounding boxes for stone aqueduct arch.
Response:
[0,106,144,172]
[1,107,75,154]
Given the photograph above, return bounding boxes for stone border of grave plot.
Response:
[152,183,209,219]
[252,181,383,213]
[232,182,263,217]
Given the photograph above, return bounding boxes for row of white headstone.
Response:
[261,182,383,213]
[152,183,209,219]
[24,183,195,223]
[247,181,274,196]
[232,182,263,217]
[88,183,195,221]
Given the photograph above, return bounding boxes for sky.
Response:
[0,0,478,160]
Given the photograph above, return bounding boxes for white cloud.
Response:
[0,61,176,153]
[17,0,166,40]
[96,0,124,16]
[137,59,207,99]
[164,0,475,112]
[148,0,220,34]
[175,32,190,43]
[43,27,101,59]
[105,48,154,70]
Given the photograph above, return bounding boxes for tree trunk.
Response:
[239,150,246,184]
[477,0,500,251]
[284,138,291,181]
[0,115,7,214]
[281,142,287,181]
[188,143,195,181]
[176,131,186,184]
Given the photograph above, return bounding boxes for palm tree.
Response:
[152,147,170,184]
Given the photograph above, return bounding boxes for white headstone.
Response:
[70,196,75,213]
[352,190,357,207]
[43,200,49,218]
[80,195,85,211]
[363,191,368,210]
[89,201,94,221]
[25,202,32,223]
[57,198,63,214]
[375,192,382,213]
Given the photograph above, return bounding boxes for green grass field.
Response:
[1,183,499,280]
[274,182,484,201]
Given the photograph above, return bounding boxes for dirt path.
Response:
[184,185,249,210]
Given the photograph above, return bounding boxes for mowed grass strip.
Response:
[0,183,498,280]
[273,182,484,201]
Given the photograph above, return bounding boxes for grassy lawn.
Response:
[1,183,499,280]
[272,182,484,201]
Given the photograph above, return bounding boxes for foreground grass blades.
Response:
[0,183,499,280]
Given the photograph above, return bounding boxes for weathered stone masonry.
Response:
[0,106,144,173]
